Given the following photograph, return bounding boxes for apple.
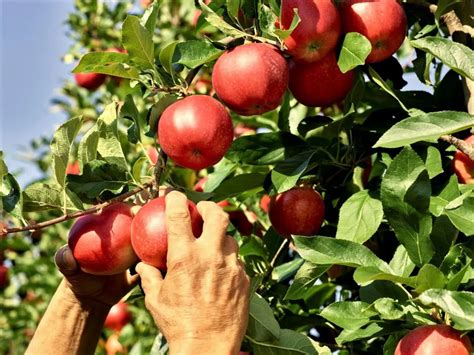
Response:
[289,52,355,107]
[339,0,407,63]
[260,195,271,213]
[140,0,153,8]
[280,0,341,63]
[74,72,106,91]
[66,161,81,175]
[0,265,9,289]
[217,200,259,236]
[234,123,256,138]
[105,333,125,355]
[68,203,137,275]
[212,43,289,116]
[131,196,203,270]
[269,187,325,236]
[452,135,474,184]
[194,177,208,192]
[147,146,158,166]
[158,95,234,170]
[104,301,132,332]
[395,324,472,355]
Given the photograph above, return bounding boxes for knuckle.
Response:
[167,210,190,222]
[213,210,230,226]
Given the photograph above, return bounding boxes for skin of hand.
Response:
[26,206,140,355]
[136,191,251,355]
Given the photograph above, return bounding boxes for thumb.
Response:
[54,245,79,276]
[136,262,164,296]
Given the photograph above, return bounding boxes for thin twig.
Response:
[270,238,289,268]
[1,181,154,237]
[151,149,168,198]
[440,135,474,161]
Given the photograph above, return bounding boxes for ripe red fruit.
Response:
[260,195,271,213]
[453,135,474,184]
[66,161,80,175]
[194,177,208,192]
[131,197,203,270]
[104,301,132,332]
[68,203,137,275]
[340,0,407,63]
[147,146,158,166]
[74,72,106,91]
[212,43,289,116]
[289,52,355,107]
[395,324,472,355]
[218,200,258,236]
[281,0,341,63]
[269,187,325,237]
[105,333,125,355]
[158,95,233,170]
[0,265,9,289]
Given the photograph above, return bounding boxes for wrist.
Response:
[169,339,239,355]
[58,279,111,314]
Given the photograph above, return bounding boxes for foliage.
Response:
[1,0,474,353]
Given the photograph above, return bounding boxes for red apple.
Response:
[194,177,208,192]
[289,52,355,107]
[68,203,137,275]
[147,146,158,166]
[104,301,132,332]
[0,265,9,289]
[218,200,261,236]
[395,324,472,355]
[269,187,325,236]
[453,135,474,184]
[105,333,125,355]
[131,196,203,270]
[74,72,106,91]
[234,123,256,138]
[212,43,289,116]
[340,0,407,63]
[281,0,341,63]
[260,195,271,213]
[158,95,233,170]
[66,161,81,175]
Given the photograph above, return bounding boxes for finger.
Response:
[54,245,79,276]
[125,271,140,289]
[197,201,229,249]
[224,236,239,257]
[136,262,164,296]
[165,191,195,256]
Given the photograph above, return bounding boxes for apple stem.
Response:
[0,182,155,237]
[440,135,474,161]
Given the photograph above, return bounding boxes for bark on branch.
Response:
[440,135,474,161]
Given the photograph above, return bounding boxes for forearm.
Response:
[26,279,110,355]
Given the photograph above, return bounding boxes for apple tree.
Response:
[1,0,474,353]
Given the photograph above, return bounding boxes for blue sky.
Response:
[1,0,73,185]
[1,0,428,187]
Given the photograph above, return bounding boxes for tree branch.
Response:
[1,181,154,237]
[151,149,168,198]
[440,135,474,161]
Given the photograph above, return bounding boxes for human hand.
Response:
[136,191,250,355]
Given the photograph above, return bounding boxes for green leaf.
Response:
[274,9,301,41]
[353,266,416,287]
[271,150,316,193]
[50,116,83,188]
[411,37,474,80]
[68,160,128,200]
[121,95,141,144]
[368,66,409,112]
[212,173,266,200]
[380,147,434,266]
[389,245,416,278]
[294,236,392,272]
[226,0,241,19]
[336,190,383,244]
[72,52,139,80]
[372,298,406,320]
[423,146,443,179]
[320,301,377,330]
[0,173,23,219]
[247,293,280,341]
[239,235,268,258]
[445,197,474,236]
[122,15,155,70]
[336,323,387,345]
[203,159,237,192]
[23,182,83,212]
[198,0,248,38]
[148,94,178,136]
[374,111,474,148]
[248,329,324,355]
[78,123,100,167]
[226,133,307,165]
[97,103,128,171]
[284,261,329,300]
[141,0,159,34]
[418,289,474,330]
[415,264,446,293]
[159,41,179,76]
[272,258,304,282]
[173,40,223,69]
[338,32,372,73]
[360,281,410,303]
